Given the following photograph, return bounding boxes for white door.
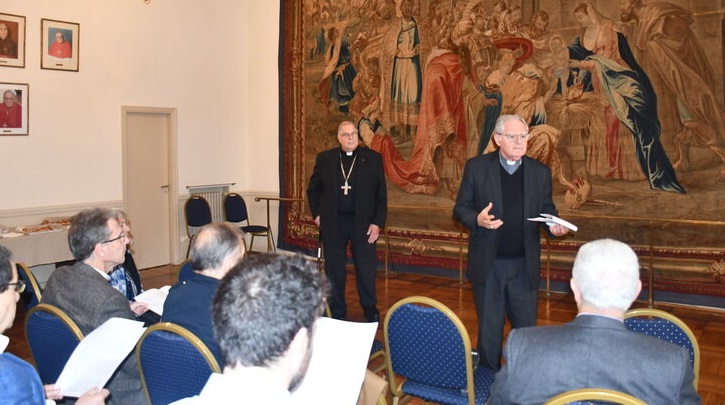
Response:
[122,107,178,269]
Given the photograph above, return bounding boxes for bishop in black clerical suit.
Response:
[307,120,387,322]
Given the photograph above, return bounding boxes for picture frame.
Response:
[0,12,25,68]
[0,82,29,136]
[40,18,79,72]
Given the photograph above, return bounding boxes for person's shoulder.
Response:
[360,146,382,159]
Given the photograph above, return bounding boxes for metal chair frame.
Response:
[543,388,648,405]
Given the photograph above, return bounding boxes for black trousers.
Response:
[472,256,538,370]
[322,213,377,319]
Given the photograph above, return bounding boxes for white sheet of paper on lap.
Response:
[134,285,171,315]
[292,317,377,405]
[54,317,146,397]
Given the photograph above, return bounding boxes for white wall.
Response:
[0,1,280,248]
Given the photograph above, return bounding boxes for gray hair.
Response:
[572,239,640,311]
[494,114,529,135]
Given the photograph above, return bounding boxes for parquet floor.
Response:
[8,263,725,404]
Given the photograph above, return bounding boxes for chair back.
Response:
[177,259,194,283]
[185,195,213,228]
[543,388,648,405]
[624,308,700,389]
[16,262,42,309]
[25,304,84,384]
[223,192,250,224]
[384,296,494,405]
[136,322,221,405]
[184,195,213,257]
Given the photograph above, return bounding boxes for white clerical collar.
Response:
[498,152,521,174]
[345,151,353,156]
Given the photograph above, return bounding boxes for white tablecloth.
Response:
[0,229,72,266]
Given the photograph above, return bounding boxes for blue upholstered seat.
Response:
[624,308,700,390]
[24,304,84,384]
[136,322,221,405]
[384,296,496,405]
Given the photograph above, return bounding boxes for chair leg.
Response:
[267,231,276,252]
[249,235,256,252]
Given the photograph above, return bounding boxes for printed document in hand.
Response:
[134,285,171,315]
[527,213,578,232]
[292,317,377,405]
[55,318,146,397]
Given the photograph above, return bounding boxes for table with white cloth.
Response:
[0,229,72,266]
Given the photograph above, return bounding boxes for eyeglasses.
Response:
[338,131,358,139]
[499,133,530,141]
[2,280,26,293]
[101,232,126,244]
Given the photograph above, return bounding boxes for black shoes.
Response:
[363,307,380,323]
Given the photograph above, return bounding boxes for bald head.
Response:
[190,223,245,278]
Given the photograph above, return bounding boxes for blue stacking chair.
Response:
[223,192,275,252]
[624,308,700,390]
[25,304,84,384]
[16,262,42,309]
[384,296,496,405]
[136,322,221,405]
[184,195,213,258]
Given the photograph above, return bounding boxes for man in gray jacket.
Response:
[43,207,146,404]
[488,238,700,405]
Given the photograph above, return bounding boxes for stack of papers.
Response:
[527,213,578,232]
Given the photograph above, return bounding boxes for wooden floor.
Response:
[9,263,725,404]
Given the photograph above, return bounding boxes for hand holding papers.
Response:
[54,318,146,397]
[527,213,578,232]
[134,285,170,315]
[292,317,378,405]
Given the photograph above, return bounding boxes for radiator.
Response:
[188,184,231,223]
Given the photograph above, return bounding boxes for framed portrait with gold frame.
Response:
[0,82,29,136]
[41,18,79,72]
[0,13,25,68]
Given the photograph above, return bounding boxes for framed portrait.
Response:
[0,13,25,68]
[41,18,79,72]
[0,82,29,136]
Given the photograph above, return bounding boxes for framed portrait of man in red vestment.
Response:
[41,18,79,72]
[0,82,29,136]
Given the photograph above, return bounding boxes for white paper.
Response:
[55,317,146,397]
[134,285,171,315]
[292,317,377,405]
[527,213,578,232]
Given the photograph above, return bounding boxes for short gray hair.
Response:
[494,114,528,135]
[572,239,640,311]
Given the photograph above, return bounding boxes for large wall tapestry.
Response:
[280,0,725,300]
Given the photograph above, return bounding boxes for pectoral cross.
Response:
[341,181,352,195]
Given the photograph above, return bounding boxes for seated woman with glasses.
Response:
[0,245,109,404]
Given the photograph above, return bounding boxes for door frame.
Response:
[121,106,180,265]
